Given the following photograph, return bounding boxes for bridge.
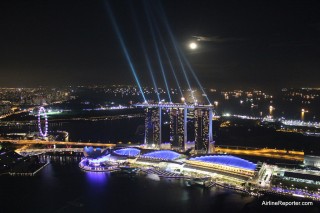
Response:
[16,148,85,155]
[0,139,116,148]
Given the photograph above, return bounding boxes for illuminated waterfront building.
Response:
[114,148,141,157]
[304,155,320,168]
[185,155,257,179]
[304,145,320,168]
[141,150,181,161]
[80,147,118,172]
[80,147,258,182]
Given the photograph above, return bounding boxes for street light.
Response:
[301,108,308,121]
[269,106,274,115]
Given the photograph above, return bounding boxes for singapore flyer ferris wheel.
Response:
[38,107,48,137]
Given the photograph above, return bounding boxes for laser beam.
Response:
[130,3,160,102]
[151,15,184,99]
[144,2,172,103]
[154,1,210,104]
[181,51,211,104]
[105,1,147,103]
[152,1,195,102]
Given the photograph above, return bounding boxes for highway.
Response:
[0,107,36,119]
[0,139,116,147]
[0,139,304,161]
[215,147,304,161]
[16,148,84,155]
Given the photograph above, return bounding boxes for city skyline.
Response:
[1,1,320,211]
[0,0,320,89]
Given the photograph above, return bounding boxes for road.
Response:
[0,139,304,161]
[215,147,304,161]
[0,139,116,147]
[0,107,36,119]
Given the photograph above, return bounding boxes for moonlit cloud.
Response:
[192,36,245,43]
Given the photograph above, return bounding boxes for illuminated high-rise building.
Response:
[144,107,161,146]
[152,107,161,145]
[139,103,213,152]
[169,108,184,149]
[194,109,209,153]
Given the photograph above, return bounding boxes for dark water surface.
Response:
[1,157,256,213]
[0,118,145,143]
[2,157,320,213]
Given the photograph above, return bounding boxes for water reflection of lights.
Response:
[86,171,109,183]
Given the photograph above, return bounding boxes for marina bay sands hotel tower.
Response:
[135,103,214,154]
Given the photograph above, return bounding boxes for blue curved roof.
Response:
[114,148,140,156]
[84,146,94,154]
[189,155,256,170]
[83,146,105,158]
[88,154,111,164]
[142,150,180,160]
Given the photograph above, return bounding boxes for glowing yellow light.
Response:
[189,42,197,49]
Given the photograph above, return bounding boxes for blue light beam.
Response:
[130,3,160,102]
[180,50,211,104]
[151,16,184,98]
[144,2,172,103]
[152,1,195,102]
[105,1,147,103]
[154,1,210,104]
[160,37,184,98]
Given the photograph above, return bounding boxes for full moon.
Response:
[189,42,198,49]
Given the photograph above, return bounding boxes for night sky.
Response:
[1,0,320,90]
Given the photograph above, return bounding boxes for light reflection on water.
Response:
[0,155,264,213]
[85,171,109,184]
